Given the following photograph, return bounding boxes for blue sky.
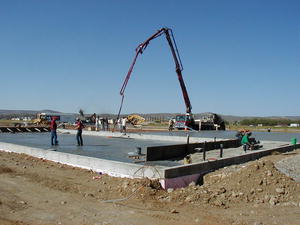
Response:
[0,0,299,116]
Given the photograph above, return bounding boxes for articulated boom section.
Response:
[120,27,192,115]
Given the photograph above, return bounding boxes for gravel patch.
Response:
[275,154,300,182]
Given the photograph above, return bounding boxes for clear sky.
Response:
[0,0,299,116]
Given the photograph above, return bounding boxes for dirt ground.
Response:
[0,149,300,225]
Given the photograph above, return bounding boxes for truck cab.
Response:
[175,114,196,130]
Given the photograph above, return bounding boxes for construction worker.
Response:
[50,117,58,146]
[75,118,84,146]
[241,132,252,152]
[121,117,127,134]
[95,116,100,131]
[168,119,175,131]
[105,118,109,131]
[100,118,105,130]
[117,118,121,131]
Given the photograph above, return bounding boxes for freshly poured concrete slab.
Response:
[0,130,294,166]
[63,129,291,166]
[0,132,184,164]
[64,129,300,142]
[0,142,167,179]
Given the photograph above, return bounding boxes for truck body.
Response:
[37,113,76,124]
[175,114,198,130]
[175,113,225,130]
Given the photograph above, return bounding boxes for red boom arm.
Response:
[120,27,192,114]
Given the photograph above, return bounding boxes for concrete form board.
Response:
[0,126,49,133]
[147,144,187,161]
[164,143,300,179]
[146,139,240,161]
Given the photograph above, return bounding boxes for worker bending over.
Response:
[241,132,252,152]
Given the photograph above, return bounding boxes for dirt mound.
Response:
[1,150,300,225]
[0,165,14,174]
[2,151,300,207]
[147,158,300,208]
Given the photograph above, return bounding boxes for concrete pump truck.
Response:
[118,27,225,131]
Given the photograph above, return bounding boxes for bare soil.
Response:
[0,149,300,225]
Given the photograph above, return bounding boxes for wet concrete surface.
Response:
[148,130,300,142]
[0,132,182,164]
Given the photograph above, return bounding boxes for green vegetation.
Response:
[226,118,300,133]
[239,118,300,126]
[224,120,230,125]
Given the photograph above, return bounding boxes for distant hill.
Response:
[0,109,61,119]
[0,109,299,122]
[220,115,300,123]
[0,109,60,115]
[126,112,300,122]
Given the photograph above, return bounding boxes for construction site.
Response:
[1,128,300,225]
[1,25,300,225]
